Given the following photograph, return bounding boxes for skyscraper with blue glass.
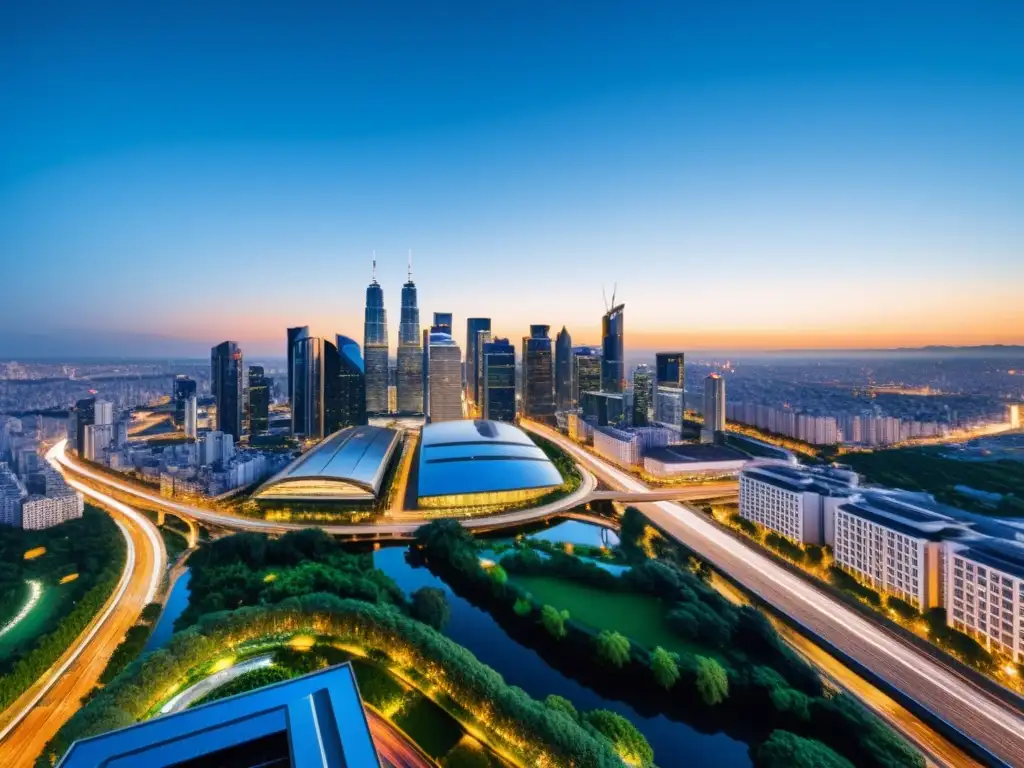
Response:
[483,337,516,422]
[522,325,555,419]
[465,317,491,409]
[363,260,389,415]
[601,302,625,393]
[396,254,423,414]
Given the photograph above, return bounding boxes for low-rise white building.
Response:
[833,491,963,610]
[643,444,749,480]
[592,425,673,469]
[739,462,859,544]
[947,539,1024,663]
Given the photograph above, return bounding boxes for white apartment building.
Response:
[21,491,84,530]
[199,430,235,466]
[83,423,114,462]
[739,462,859,544]
[947,540,1024,663]
[832,491,962,610]
[427,336,463,423]
[0,462,28,527]
[592,425,673,469]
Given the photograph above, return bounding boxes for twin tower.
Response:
[364,257,423,415]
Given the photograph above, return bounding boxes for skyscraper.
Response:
[291,335,322,438]
[69,397,95,454]
[396,255,423,414]
[475,328,491,407]
[465,317,491,409]
[601,302,625,393]
[173,376,197,426]
[482,337,516,422]
[427,332,462,423]
[522,325,555,419]
[286,326,309,405]
[571,346,601,407]
[702,373,726,443]
[432,313,453,334]
[248,365,269,435]
[363,260,389,415]
[183,395,198,439]
[211,341,243,440]
[655,352,685,432]
[330,335,368,430]
[632,364,653,427]
[555,326,573,411]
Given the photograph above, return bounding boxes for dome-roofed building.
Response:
[417,419,564,510]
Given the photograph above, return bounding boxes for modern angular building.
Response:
[183,395,198,439]
[522,325,554,419]
[292,336,367,440]
[286,325,310,405]
[431,312,453,335]
[601,302,625,393]
[363,263,390,415]
[247,365,270,435]
[331,335,368,430]
[211,341,244,440]
[417,420,562,509]
[57,664,379,768]
[701,373,726,443]
[571,346,601,407]
[474,328,492,407]
[172,376,197,426]
[482,337,516,422]
[396,259,423,414]
[427,332,462,423]
[655,352,685,432]
[465,317,491,410]
[555,326,573,411]
[254,424,400,504]
[632,364,653,427]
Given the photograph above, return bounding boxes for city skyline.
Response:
[2,2,1023,356]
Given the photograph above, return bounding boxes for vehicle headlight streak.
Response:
[0,580,43,641]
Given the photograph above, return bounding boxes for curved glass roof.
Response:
[418,419,563,499]
[254,425,399,501]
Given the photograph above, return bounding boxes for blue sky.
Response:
[1,1,1022,357]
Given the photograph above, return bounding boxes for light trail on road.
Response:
[521,420,1024,767]
[0,581,43,641]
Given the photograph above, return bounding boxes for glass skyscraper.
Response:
[632,364,653,427]
[432,312,453,334]
[363,266,389,415]
[555,326,573,411]
[427,332,462,423]
[286,326,309,405]
[522,325,555,419]
[292,336,367,439]
[172,375,197,426]
[397,259,423,414]
[465,317,491,409]
[655,351,685,432]
[247,366,270,435]
[291,335,323,438]
[482,337,516,422]
[571,346,602,407]
[601,303,625,393]
[211,340,243,439]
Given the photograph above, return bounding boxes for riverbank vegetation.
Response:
[413,517,924,768]
[0,506,125,711]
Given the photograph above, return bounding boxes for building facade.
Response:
[592,425,672,468]
[465,317,491,410]
[655,352,685,433]
[396,261,423,414]
[427,333,462,423]
[555,326,573,411]
[330,335,368,430]
[286,326,309,405]
[211,341,243,439]
[571,346,601,407]
[632,364,653,426]
[247,365,270,435]
[363,268,389,415]
[522,325,555,419]
[482,337,516,422]
[947,540,1024,663]
[701,373,726,443]
[601,303,625,393]
[172,376,197,426]
[183,395,198,440]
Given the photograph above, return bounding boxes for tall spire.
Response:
[407,249,413,281]
[372,250,377,283]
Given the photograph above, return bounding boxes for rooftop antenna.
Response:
[407,249,413,281]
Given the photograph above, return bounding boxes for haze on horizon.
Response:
[1,1,1022,359]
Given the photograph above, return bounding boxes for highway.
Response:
[519,421,1024,768]
[0,446,165,768]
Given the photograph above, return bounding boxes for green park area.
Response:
[841,447,1024,515]
[0,506,125,712]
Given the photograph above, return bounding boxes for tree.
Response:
[694,655,729,705]
[594,631,630,668]
[541,604,568,639]
[755,730,855,768]
[650,647,679,689]
[887,596,918,622]
[140,603,163,624]
[489,564,508,587]
[544,694,579,722]
[410,587,450,630]
[583,710,654,768]
[804,545,824,566]
[513,596,533,617]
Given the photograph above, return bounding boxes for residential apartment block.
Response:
[947,539,1024,663]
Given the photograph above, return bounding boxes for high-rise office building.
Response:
[655,352,685,432]
[432,312,453,335]
[475,329,492,407]
[483,337,516,422]
[292,336,367,440]
[465,317,491,408]
[70,397,95,455]
[183,395,198,439]
[522,325,555,419]
[211,341,243,439]
[702,373,726,443]
[632,365,653,427]
[555,326,573,411]
[286,326,309,405]
[247,365,269,435]
[427,332,462,423]
[330,335,368,430]
[172,376,197,426]
[396,256,423,414]
[363,261,389,415]
[571,346,601,407]
[601,302,625,393]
